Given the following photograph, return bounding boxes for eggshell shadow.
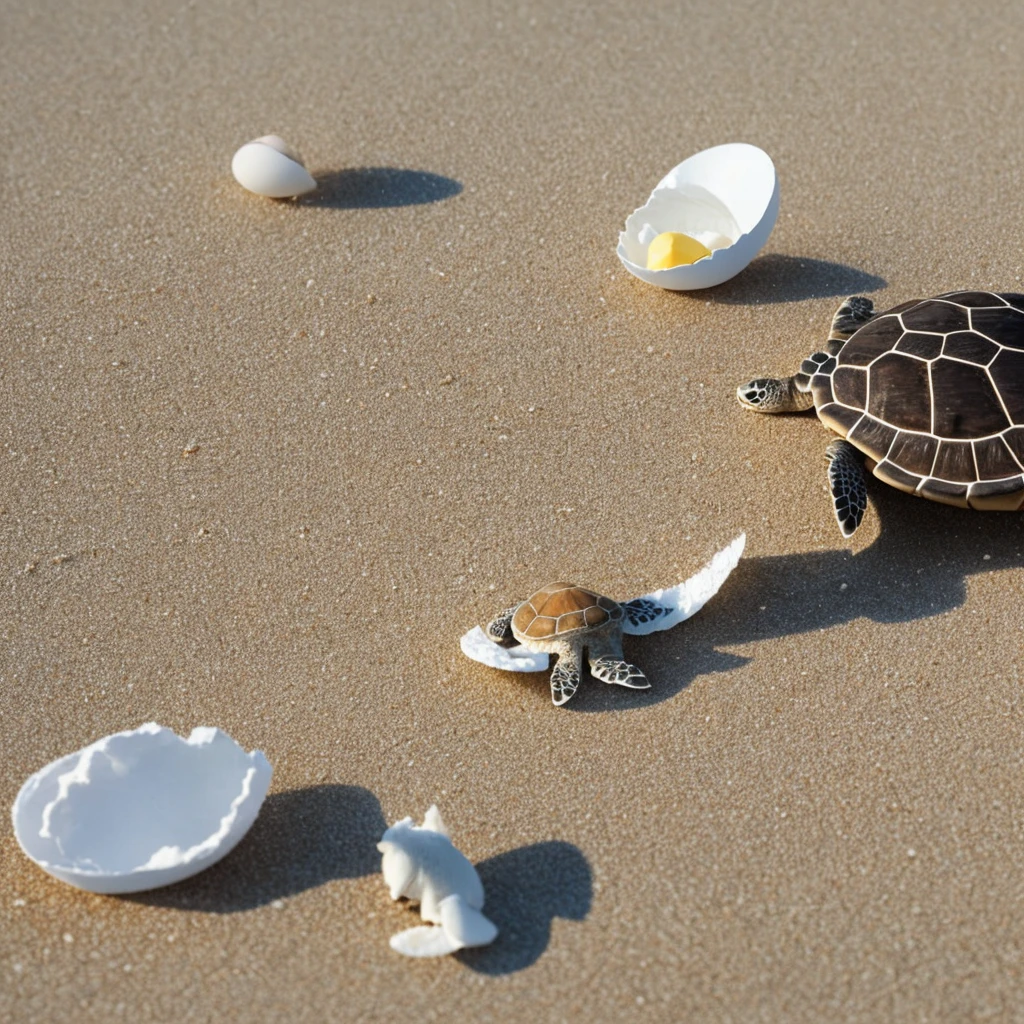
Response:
[457,841,592,974]
[126,784,386,912]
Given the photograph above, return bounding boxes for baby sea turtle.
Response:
[737,292,1024,537]
[486,583,647,705]
[461,536,746,706]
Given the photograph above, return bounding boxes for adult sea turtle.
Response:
[736,292,1024,536]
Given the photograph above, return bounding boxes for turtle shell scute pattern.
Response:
[513,583,621,640]
[814,291,1024,510]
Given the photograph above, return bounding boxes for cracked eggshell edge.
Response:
[460,625,550,673]
[616,143,779,290]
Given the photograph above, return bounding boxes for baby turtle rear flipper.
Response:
[826,438,868,538]
[550,655,581,705]
[590,658,650,690]
[830,296,876,341]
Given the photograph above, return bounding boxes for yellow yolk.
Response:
[646,232,713,270]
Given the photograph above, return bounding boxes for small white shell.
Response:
[617,143,778,290]
[231,135,317,198]
[378,805,498,957]
[460,625,550,673]
[12,723,272,894]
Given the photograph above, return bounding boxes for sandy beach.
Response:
[4,0,1024,1019]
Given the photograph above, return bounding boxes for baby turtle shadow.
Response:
[302,167,462,208]
[570,487,1024,711]
[126,784,386,913]
[686,254,886,305]
[456,841,592,975]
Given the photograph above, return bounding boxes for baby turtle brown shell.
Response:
[511,583,621,639]
[737,292,1024,536]
[487,583,649,705]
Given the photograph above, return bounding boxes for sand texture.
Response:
[4,0,1024,1020]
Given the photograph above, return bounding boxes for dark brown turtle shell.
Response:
[512,583,622,640]
[810,291,1024,510]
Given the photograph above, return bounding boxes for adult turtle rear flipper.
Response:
[826,438,868,538]
[830,296,876,340]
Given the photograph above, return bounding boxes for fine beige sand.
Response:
[4,1,1024,1020]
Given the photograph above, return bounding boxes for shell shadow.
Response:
[682,254,887,305]
[457,841,592,975]
[302,167,462,209]
[567,484,1024,712]
[125,784,386,912]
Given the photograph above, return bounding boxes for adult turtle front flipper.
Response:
[737,291,1024,536]
[826,438,868,538]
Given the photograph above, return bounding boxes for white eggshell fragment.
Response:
[12,723,272,894]
[621,534,746,635]
[617,143,778,290]
[231,134,317,198]
[378,805,498,957]
[459,625,550,673]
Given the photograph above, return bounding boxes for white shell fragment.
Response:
[620,533,745,635]
[617,143,778,290]
[460,534,746,671]
[460,625,550,673]
[378,805,498,957]
[231,135,317,198]
[12,723,272,894]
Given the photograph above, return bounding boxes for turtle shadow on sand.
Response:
[456,841,592,975]
[125,785,387,913]
[565,486,1024,713]
[300,167,463,209]
[685,254,887,305]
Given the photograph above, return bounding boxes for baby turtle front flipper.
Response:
[550,649,582,705]
[590,657,650,690]
[622,598,671,632]
[826,438,868,538]
[829,296,876,342]
[485,606,518,645]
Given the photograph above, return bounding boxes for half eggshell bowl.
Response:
[617,143,779,290]
[12,723,272,894]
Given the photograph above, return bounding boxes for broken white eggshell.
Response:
[378,805,498,957]
[622,532,746,635]
[12,723,272,894]
[461,534,746,672]
[617,143,778,290]
[460,626,550,673]
[231,135,317,198]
